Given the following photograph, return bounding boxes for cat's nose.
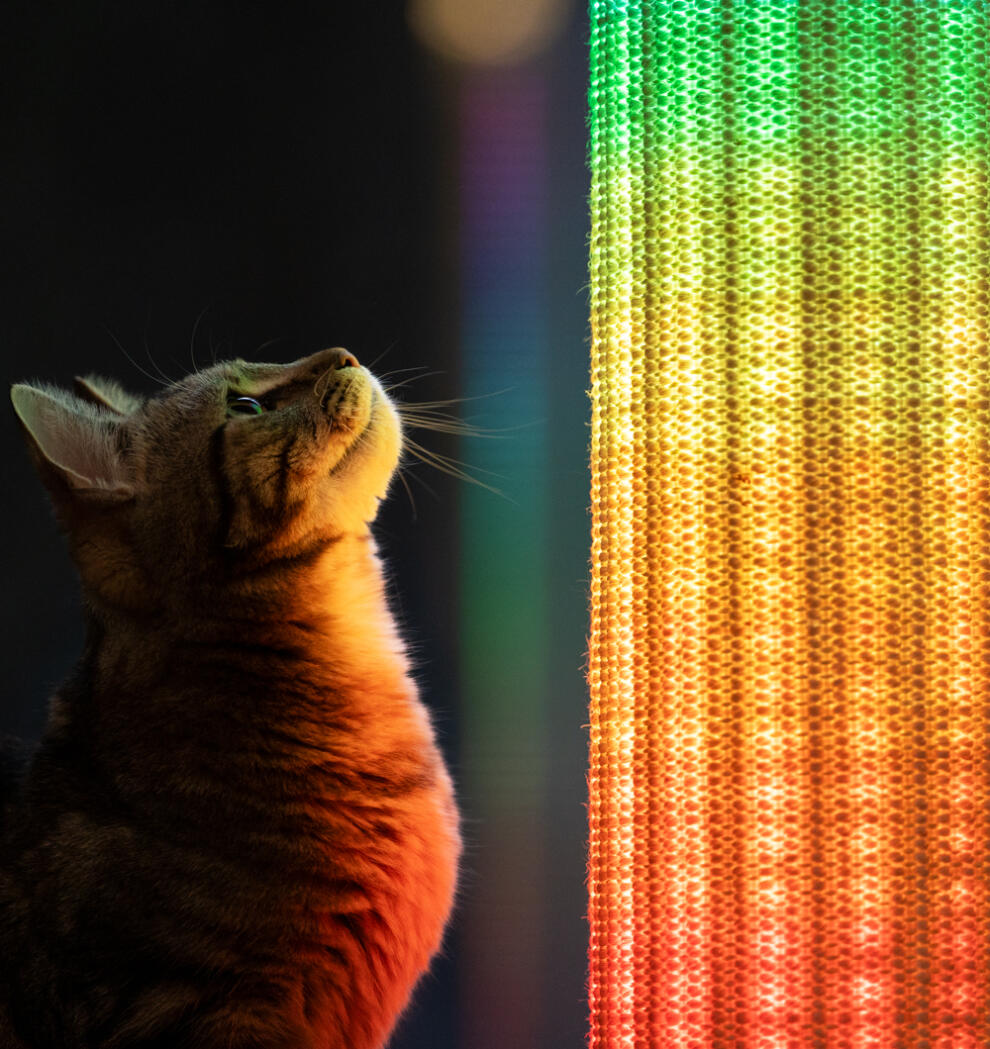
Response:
[328,347,360,370]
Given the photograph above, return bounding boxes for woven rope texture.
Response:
[588,2,990,1046]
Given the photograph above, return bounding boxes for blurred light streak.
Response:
[456,67,550,1049]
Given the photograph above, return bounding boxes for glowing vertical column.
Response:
[588,2,990,1047]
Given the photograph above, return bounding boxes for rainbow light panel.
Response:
[588,2,990,1047]
[459,68,550,1049]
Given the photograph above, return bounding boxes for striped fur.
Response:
[2,349,461,1048]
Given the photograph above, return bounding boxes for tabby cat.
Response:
[0,347,461,1048]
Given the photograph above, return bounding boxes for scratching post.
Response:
[588,2,990,1045]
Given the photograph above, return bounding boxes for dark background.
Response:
[0,3,589,1047]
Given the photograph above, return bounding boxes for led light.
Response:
[588,2,990,1046]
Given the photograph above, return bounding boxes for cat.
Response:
[0,347,461,1048]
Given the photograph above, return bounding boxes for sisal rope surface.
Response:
[588,2,990,1046]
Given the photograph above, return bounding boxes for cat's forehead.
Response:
[150,358,289,401]
[143,351,366,416]
[176,358,310,393]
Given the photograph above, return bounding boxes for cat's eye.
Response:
[227,396,265,417]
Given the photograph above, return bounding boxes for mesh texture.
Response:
[588,2,990,1046]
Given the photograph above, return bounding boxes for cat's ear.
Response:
[10,383,135,503]
[73,374,144,416]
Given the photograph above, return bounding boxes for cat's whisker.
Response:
[377,366,435,392]
[142,320,177,386]
[189,305,211,376]
[397,462,440,502]
[401,436,506,498]
[387,390,515,426]
[103,326,166,389]
[377,364,432,381]
[366,340,402,373]
[393,396,532,438]
[403,436,501,478]
[394,403,486,420]
[400,387,514,408]
[380,370,448,396]
[394,465,418,519]
[252,335,292,360]
[397,414,498,438]
[209,333,232,367]
[313,366,335,405]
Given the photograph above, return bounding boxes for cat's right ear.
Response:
[10,384,135,504]
[73,374,144,416]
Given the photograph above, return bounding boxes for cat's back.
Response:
[0,686,458,1049]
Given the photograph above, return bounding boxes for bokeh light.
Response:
[408,0,572,66]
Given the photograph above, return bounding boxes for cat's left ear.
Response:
[10,383,135,503]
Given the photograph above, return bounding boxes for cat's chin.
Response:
[319,376,401,529]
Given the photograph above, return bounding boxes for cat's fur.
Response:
[0,348,461,1048]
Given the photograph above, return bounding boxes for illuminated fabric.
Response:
[587,2,990,1046]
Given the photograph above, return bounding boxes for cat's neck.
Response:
[86,531,412,700]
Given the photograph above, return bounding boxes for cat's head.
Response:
[11,348,402,611]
